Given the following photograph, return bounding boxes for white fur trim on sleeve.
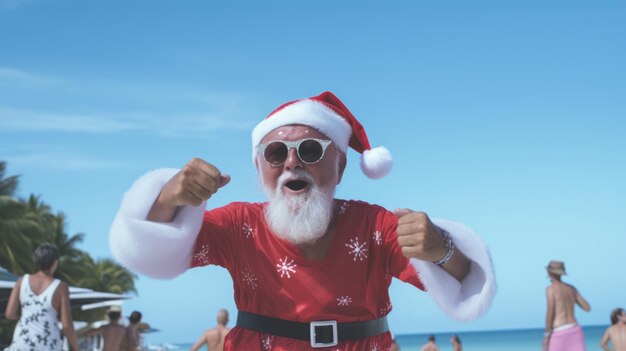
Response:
[109,168,206,279]
[411,219,496,321]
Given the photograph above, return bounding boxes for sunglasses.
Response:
[256,138,332,166]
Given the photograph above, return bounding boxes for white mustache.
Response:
[277,169,315,189]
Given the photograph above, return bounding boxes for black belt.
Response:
[236,310,389,348]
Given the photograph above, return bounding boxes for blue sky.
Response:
[1,0,625,345]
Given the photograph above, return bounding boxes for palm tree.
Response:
[0,161,19,196]
[75,255,137,295]
[44,212,86,285]
[71,253,138,322]
[0,162,37,345]
[0,161,138,325]
[0,163,40,274]
[0,197,38,274]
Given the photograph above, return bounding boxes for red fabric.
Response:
[191,199,424,351]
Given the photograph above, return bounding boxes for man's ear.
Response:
[337,152,347,184]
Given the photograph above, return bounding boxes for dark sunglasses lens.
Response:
[298,140,324,163]
[264,142,288,165]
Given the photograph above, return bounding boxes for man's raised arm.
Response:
[109,158,229,279]
[396,209,496,322]
[147,158,230,222]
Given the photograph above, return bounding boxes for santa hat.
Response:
[251,91,393,179]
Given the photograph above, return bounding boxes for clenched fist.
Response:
[148,158,230,222]
[395,209,447,262]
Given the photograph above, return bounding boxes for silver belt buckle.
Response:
[310,320,338,348]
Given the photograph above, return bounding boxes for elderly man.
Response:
[110,91,495,350]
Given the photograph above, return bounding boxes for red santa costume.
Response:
[109,92,496,350]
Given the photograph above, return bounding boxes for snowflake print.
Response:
[345,237,368,261]
[192,244,211,265]
[241,268,258,290]
[276,257,297,278]
[242,223,255,238]
[370,343,380,351]
[373,230,382,245]
[262,335,273,350]
[378,301,392,316]
[337,296,352,306]
[338,201,349,214]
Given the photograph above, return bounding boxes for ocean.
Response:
[391,325,607,351]
[165,325,608,351]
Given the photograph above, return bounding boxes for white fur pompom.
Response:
[360,146,393,179]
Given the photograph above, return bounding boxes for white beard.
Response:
[263,169,336,245]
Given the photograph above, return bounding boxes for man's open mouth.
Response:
[285,180,309,191]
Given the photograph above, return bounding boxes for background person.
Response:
[450,334,462,351]
[120,310,143,351]
[4,243,79,351]
[390,334,400,351]
[600,308,626,351]
[190,308,231,351]
[84,306,126,351]
[421,335,439,351]
[543,260,590,351]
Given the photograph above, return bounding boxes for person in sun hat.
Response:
[547,260,567,275]
[543,260,591,351]
[109,91,496,350]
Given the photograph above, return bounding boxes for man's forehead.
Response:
[262,124,328,141]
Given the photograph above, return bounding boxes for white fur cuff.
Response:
[411,219,496,321]
[109,168,206,279]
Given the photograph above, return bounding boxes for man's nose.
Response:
[283,147,303,170]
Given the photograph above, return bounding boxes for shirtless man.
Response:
[120,311,142,351]
[84,307,126,351]
[543,260,591,351]
[421,335,439,351]
[600,308,626,351]
[191,309,231,351]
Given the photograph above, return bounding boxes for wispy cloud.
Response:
[0,106,255,136]
[0,67,260,137]
[2,150,133,171]
[0,107,136,133]
[0,67,63,87]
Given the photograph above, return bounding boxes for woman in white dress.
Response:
[4,243,79,351]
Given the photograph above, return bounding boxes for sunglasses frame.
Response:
[256,138,333,166]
